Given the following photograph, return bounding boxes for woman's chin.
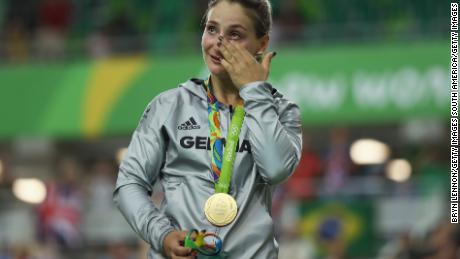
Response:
[207,64,227,76]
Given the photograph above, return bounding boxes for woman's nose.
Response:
[217,35,224,47]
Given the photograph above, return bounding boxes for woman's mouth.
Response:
[210,54,222,64]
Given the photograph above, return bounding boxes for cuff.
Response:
[157,225,176,255]
[239,81,273,102]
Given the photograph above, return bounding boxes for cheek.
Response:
[201,34,213,52]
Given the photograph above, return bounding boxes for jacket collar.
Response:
[180,78,207,101]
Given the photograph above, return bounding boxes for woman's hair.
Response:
[202,0,272,38]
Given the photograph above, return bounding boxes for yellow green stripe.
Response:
[82,56,148,137]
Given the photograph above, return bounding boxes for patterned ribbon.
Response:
[204,79,224,182]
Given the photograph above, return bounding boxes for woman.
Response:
[114,0,302,258]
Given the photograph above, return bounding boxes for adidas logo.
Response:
[177,117,201,130]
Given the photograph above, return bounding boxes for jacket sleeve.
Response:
[113,97,174,253]
[239,81,302,185]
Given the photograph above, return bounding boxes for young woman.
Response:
[114,0,302,258]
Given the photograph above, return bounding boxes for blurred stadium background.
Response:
[0,0,455,258]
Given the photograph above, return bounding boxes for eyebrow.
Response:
[206,20,248,31]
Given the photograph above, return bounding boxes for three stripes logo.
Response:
[178,117,201,130]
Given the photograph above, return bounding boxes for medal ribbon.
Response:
[204,79,245,193]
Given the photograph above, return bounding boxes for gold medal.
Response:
[204,193,238,226]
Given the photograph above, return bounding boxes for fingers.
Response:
[217,38,274,86]
[219,39,257,75]
[172,256,194,259]
[220,41,236,65]
[171,255,194,259]
[177,230,189,240]
[172,245,192,256]
[262,51,276,70]
[174,231,191,256]
[220,38,249,65]
[230,42,254,63]
[220,58,233,73]
[164,230,193,259]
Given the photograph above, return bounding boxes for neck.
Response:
[210,74,243,107]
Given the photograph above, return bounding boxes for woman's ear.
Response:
[257,34,270,55]
[254,35,269,63]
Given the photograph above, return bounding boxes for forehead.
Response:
[206,1,255,30]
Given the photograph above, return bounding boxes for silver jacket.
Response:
[114,79,302,259]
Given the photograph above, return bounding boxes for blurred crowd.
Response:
[0,0,448,62]
[0,157,142,259]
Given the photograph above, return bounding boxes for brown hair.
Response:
[202,0,273,38]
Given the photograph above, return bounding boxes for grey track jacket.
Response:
[114,79,302,259]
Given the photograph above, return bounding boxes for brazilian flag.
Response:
[299,200,376,258]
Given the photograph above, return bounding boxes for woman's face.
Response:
[202,1,268,77]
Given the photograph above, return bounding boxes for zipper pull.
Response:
[229,105,233,117]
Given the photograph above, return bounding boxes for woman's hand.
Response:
[162,230,194,259]
[219,38,276,89]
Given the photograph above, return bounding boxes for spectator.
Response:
[85,159,116,212]
[285,133,323,200]
[35,0,73,59]
[86,27,111,58]
[4,18,29,62]
[272,0,305,43]
[426,221,460,259]
[37,157,83,250]
[323,128,352,196]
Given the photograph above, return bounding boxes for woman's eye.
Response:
[230,31,241,40]
[206,25,217,34]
